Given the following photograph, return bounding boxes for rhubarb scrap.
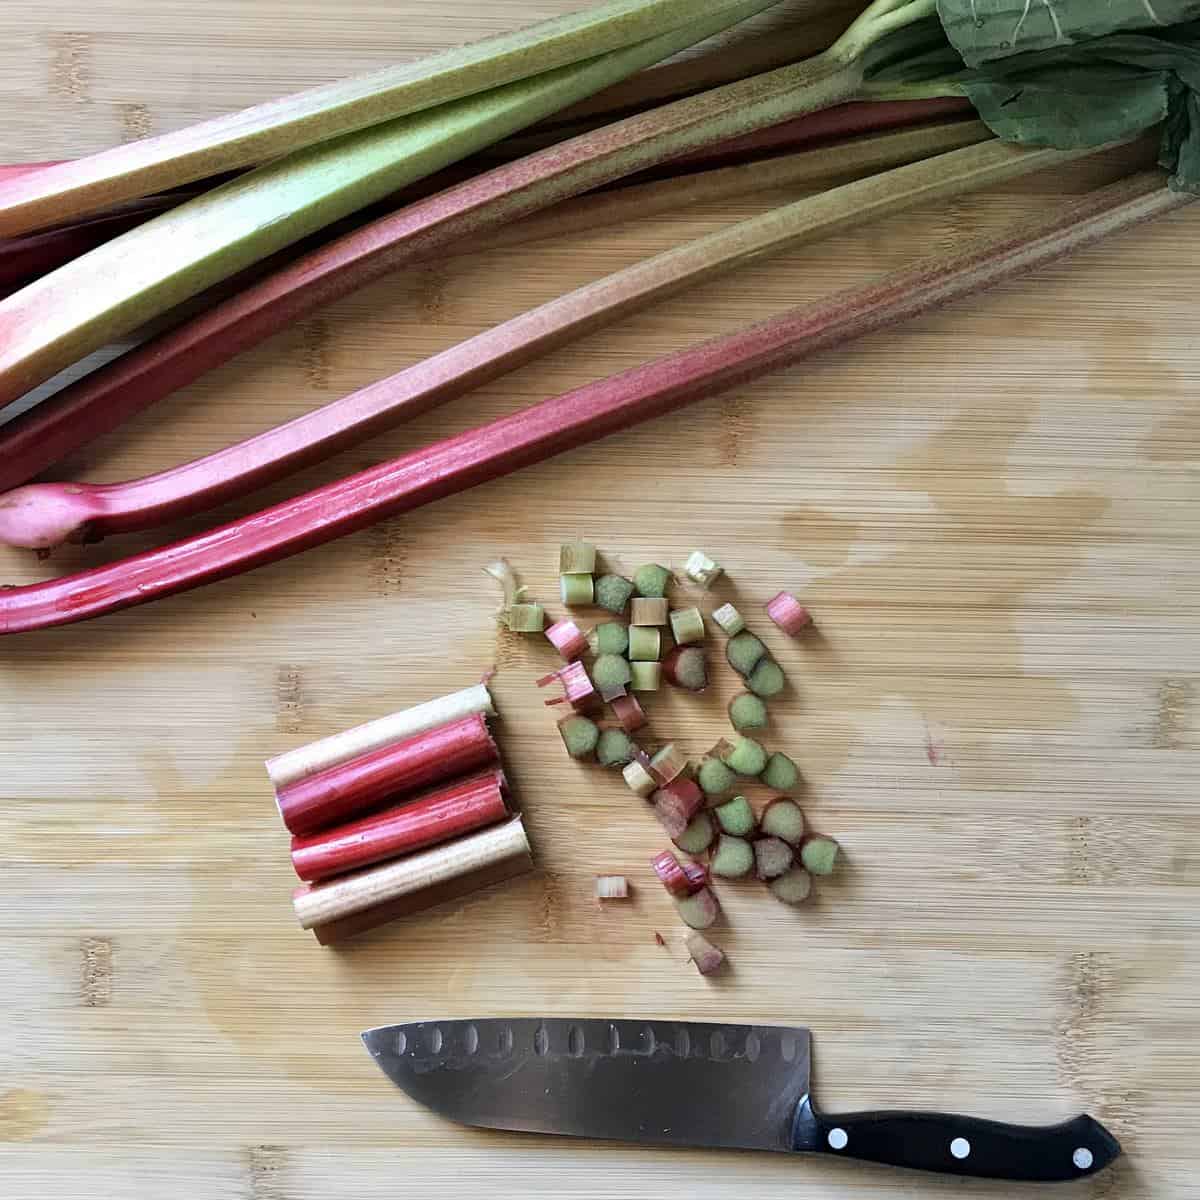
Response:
[596,874,631,899]
[686,932,726,975]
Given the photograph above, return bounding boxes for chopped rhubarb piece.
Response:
[681,859,710,892]
[711,834,754,878]
[559,714,601,760]
[595,875,630,900]
[711,602,745,635]
[801,836,840,876]
[686,932,725,975]
[696,756,736,799]
[537,661,598,712]
[652,778,703,839]
[630,661,662,691]
[760,799,805,845]
[596,728,637,767]
[591,621,629,656]
[747,657,786,697]
[769,867,812,905]
[628,625,661,661]
[630,597,670,626]
[675,886,719,930]
[662,645,708,692]
[559,540,596,574]
[761,752,799,792]
[726,631,767,676]
[560,573,595,606]
[766,591,812,635]
[546,618,588,661]
[634,563,672,597]
[684,551,722,588]
[652,850,691,897]
[721,735,768,777]
[728,692,768,731]
[649,744,687,785]
[595,573,635,614]
[623,753,658,798]
[609,693,647,733]
[669,606,705,645]
[753,835,794,880]
[673,812,715,856]
[714,795,756,837]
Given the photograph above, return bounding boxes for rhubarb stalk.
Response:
[0,0,775,236]
[293,816,530,930]
[0,0,913,474]
[0,137,1073,551]
[290,767,510,882]
[275,712,499,836]
[264,682,495,791]
[0,173,1185,635]
[0,3,780,408]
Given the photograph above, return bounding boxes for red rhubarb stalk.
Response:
[0,3,885,473]
[537,661,600,712]
[0,137,1071,548]
[0,174,1183,635]
[290,767,510,882]
[0,0,776,237]
[275,713,499,837]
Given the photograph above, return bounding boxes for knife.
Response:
[362,1018,1120,1183]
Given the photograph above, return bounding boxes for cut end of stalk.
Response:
[653,778,703,839]
[0,481,103,550]
[711,834,754,878]
[673,811,715,856]
[649,743,688,786]
[622,756,658,799]
[753,835,794,880]
[675,886,719,930]
[747,657,786,698]
[760,799,805,845]
[714,794,756,837]
[592,653,633,692]
[634,562,672,598]
[761,751,799,792]
[721,735,768,777]
[596,727,637,767]
[801,835,840,876]
[769,866,812,905]
[728,692,768,731]
[560,539,596,575]
[726,631,767,676]
[766,591,812,636]
[696,756,736,799]
[594,573,634,614]
[662,645,707,692]
[558,714,600,760]
[592,620,630,656]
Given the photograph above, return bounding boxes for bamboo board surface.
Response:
[1,2,1198,1197]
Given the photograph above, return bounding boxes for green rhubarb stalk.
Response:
[0,0,777,237]
[0,2,781,409]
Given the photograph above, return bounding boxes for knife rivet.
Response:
[951,1137,971,1160]
[828,1128,849,1151]
[1073,1148,1094,1171]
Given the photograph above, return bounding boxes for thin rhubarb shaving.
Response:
[0,174,1184,635]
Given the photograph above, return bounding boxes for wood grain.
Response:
[1,2,1198,1197]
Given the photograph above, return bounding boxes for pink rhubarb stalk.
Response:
[0,173,1183,636]
[0,135,1073,549]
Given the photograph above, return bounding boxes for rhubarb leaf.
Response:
[954,27,1200,189]
[937,0,1200,68]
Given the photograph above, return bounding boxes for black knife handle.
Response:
[792,1094,1121,1182]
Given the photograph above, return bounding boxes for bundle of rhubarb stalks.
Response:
[1,0,1199,635]
[264,683,533,944]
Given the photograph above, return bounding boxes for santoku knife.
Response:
[362,1018,1119,1183]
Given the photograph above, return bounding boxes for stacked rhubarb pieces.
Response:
[264,682,531,944]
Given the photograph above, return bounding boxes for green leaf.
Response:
[954,27,1200,189]
[937,0,1200,68]
[961,65,1171,147]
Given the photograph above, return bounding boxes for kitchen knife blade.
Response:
[362,1018,1120,1183]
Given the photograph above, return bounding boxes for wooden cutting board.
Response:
[1,2,1197,1196]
